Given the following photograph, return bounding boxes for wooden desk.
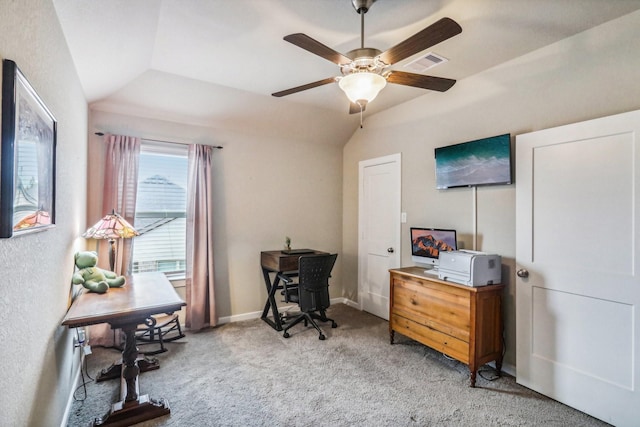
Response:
[389,267,504,387]
[62,272,186,426]
[260,249,326,330]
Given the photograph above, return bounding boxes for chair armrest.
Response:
[278,272,299,303]
[277,272,294,284]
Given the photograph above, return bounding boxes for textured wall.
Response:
[0,0,88,425]
[343,10,640,371]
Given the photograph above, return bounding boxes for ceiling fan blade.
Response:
[284,33,352,65]
[272,77,337,97]
[377,17,462,66]
[349,101,367,115]
[386,71,456,92]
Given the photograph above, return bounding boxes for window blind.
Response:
[131,141,188,275]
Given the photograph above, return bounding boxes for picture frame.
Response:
[1,59,57,238]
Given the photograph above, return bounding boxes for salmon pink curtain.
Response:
[99,134,140,275]
[90,133,140,347]
[185,144,216,330]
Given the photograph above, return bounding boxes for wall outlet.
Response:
[74,328,87,349]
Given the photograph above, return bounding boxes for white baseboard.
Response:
[60,352,84,427]
[340,297,361,310]
[217,297,359,325]
[498,361,516,378]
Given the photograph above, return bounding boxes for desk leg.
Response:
[260,268,283,331]
[122,325,140,401]
[97,357,159,383]
[94,324,170,426]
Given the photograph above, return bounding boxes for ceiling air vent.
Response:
[404,52,448,73]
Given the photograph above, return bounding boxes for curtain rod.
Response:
[94,132,223,149]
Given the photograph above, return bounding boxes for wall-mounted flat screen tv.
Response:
[435,133,512,189]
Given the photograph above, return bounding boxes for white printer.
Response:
[437,250,501,287]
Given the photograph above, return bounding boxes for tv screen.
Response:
[435,133,512,189]
[410,227,457,268]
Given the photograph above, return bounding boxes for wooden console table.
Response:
[389,267,504,387]
[62,272,186,425]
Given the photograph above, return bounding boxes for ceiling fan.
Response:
[272,0,462,117]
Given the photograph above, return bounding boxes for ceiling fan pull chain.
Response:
[359,103,364,128]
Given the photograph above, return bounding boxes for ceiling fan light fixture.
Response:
[338,72,386,104]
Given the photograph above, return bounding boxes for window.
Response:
[131,141,188,277]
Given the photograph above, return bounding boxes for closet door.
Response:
[358,154,401,320]
[516,110,640,426]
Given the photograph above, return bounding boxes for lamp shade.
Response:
[83,210,139,240]
[339,72,387,104]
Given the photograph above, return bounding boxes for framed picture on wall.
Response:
[0,59,57,238]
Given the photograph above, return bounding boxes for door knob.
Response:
[517,269,529,278]
[387,247,394,253]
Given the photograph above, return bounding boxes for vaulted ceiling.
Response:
[53,0,640,144]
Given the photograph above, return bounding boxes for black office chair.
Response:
[279,253,338,340]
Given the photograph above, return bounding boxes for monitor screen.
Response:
[410,227,457,268]
[435,133,512,189]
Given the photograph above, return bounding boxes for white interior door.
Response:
[358,154,401,320]
[516,110,640,426]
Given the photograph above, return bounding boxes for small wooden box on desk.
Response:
[389,266,504,387]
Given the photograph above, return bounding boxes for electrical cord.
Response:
[72,329,94,401]
[477,366,501,381]
[477,329,508,382]
[441,329,507,382]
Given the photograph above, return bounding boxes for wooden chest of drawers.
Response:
[389,267,504,387]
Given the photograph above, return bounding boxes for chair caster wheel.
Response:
[331,322,337,328]
[319,334,326,340]
[283,332,290,338]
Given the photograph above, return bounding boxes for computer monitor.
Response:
[410,227,457,270]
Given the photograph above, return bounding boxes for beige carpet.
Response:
[67,304,609,426]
